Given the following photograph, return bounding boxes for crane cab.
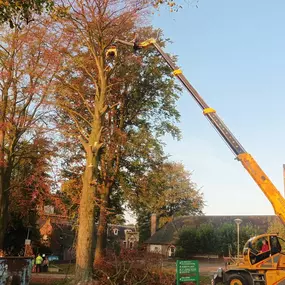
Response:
[213,234,285,285]
[241,234,285,268]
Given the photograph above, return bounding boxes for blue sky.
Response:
[150,0,285,215]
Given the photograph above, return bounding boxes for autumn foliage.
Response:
[9,137,53,220]
[0,0,54,27]
[0,0,203,284]
[0,17,62,248]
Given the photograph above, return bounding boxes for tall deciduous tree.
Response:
[91,24,182,265]
[6,135,54,252]
[9,136,54,219]
[53,0,183,281]
[0,0,186,27]
[0,21,61,248]
[53,0,147,281]
[127,161,204,240]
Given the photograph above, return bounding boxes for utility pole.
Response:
[234,218,242,259]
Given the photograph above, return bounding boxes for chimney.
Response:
[150,213,157,236]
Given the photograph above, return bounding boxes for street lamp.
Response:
[234,218,242,258]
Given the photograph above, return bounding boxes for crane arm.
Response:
[115,37,285,223]
[239,153,285,222]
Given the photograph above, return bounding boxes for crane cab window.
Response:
[249,238,268,253]
[270,236,282,255]
[249,237,270,264]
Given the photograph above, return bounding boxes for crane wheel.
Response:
[227,274,249,285]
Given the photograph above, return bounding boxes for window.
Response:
[277,237,285,252]
[249,236,271,264]
[270,236,282,254]
[113,228,118,235]
[168,246,176,257]
[125,229,132,235]
[150,245,162,254]
[123,241,127,248]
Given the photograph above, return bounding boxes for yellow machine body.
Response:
[222,233,285,285]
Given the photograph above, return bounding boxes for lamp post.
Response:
[234,218,242,258]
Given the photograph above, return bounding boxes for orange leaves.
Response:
[0,122,10,131]
[151,0,182,12]
[0,71,10,80]
[61,179,81,206]
[0,159,7,168]
[8,135,54,222]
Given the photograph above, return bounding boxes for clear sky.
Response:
[150,0,285,215]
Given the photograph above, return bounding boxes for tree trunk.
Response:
[74,31,107,282]
[0,170,12,250]
[94,205,107,265]
[0,128,7,250]
[0,184,7,249]
[75,154,96,283]
[94,186,110,265]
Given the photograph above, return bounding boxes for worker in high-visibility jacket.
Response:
[35,253,43,273]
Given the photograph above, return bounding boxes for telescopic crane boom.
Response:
[109,37,285,285]
[113,38,285,223]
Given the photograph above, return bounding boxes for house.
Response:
[144,215,279,257]
[38,204,139,260]
[38,210,75,260]
[107,225,139,250]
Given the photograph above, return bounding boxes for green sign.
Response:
[176,260,199,285]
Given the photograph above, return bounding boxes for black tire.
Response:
[227,274,249,285]
[213,278,224,285]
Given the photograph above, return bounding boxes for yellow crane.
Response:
[107,38,285,285]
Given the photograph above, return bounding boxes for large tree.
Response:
[52,0,184,281]
[0,0,186,27]
[91,24,183,265]
[6,135,54,253]
[53,0,148,281]
[0,20,61,248]
[126,161,204,242]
